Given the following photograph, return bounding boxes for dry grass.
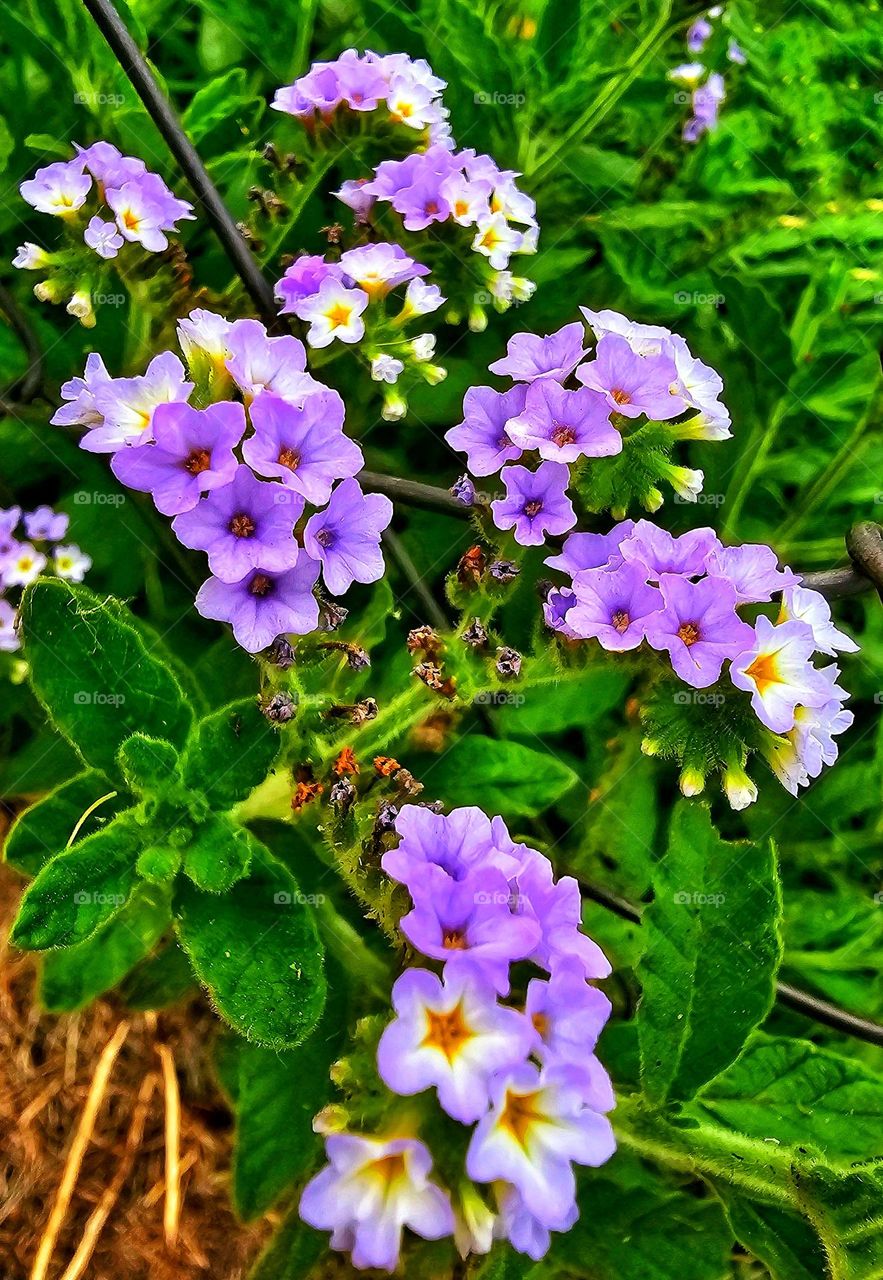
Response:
[0,860,273,1280]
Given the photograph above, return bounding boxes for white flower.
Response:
[410,334,436,362]
[292,279,369,348]
[177,308,233,368]
[779,585,859,656]
[13,242,50,270]
[3,544,47,588]
[664,464,704,502]
[386,75,437,129]
[401,278,445,319]
[66,290,96,328]
[729,617,835,733]
[106,182,168,252]
[53,544,92,582]
[441,174,492,226]
[20,161,91,216]
[472,214,523,270]
[668,63,707,86]
[580,306,672,356]
[723,762,758,810]
[371,354,404,384]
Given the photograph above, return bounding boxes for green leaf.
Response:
[716,1190,829,1280]
[637,802,782,1103]
[117,733,180,794]
[119,939,197,1010]
[181,697,279,810]
[697,1033,883,1162]
[4,770,126,876]
[247,1206,325,1280]
[174,843,326,1048]
[20,580,192,781]
[11,814,142,950]
[181,67,260,143]
[426,736,579,817]
[182,815,255,893]
[493,665,630,736]
[39,884,171,1011]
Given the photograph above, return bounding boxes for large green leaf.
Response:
[181,697,280,809]
[11,814,142,950]
[247,1206,326,1280]
[426,736,579,817]
[637,802,782,1103]
[4,770,126,876]
[182,814,255,893]
[716,1190,829,1280]
[174,843,326,1049]
[20,580,192,780]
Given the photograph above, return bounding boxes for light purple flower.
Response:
[377,968,533,1123]
[514,849,612,979]
[505,381,621,463]
[303,478,392,595]
[401,868,541,995]
[621,519,721,580]
[543,586,579,637]
[383,805,523,891]
[445,385,527,477]
[491,462,575,547]
[526,961,612,1074]
[466,1062,615,1227]
[292,278,370,348]
[0,507,21,543]
[21,160,91,215]
[0,599,19,652]
[687,16,713,52]
[105,182,169,252]
[171,464,302,582]
[335,179,376,221]
[111,401,243,516]
[23,506,68,542]
[729,617,835,732]
[299,1134,453,1274]
[728,39,747,65]
[275,255,345,312]
[644,573,754,688]
[545,522,635,577]
[779,585,858,656]
[195,554,320,653]
[577,334,686,420]
[488,323,587,383]
[704,542,800,603]
[84,352,194,453]
[51,354,112,429]
[245,392,363,506]
[338,242,429,296]
[224,318,316,403]
[84,216,124,259]
[494,1183,577,1261]
[580,307,671,356]
[567,565,663,651]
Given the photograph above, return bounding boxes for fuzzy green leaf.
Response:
[20,580,192,781]
[427,736,580,817]
[181,697,279,809]
[174,843,325,1048]
[4,770,126,876]
[117,733,180,794]
[637,801,782,1103]
[182,815,255,893]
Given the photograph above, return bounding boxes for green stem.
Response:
[776,410,880,549]
[315,897,390,996]
[721,398,790,540]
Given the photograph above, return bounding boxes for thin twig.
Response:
[30,1020,130,1280]
[0,282,44,407]
[81,0,278,326]
[360,470,466,518]
[157,1042,182,1250]
[383,527,450,631]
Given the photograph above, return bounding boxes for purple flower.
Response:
[494,1183,577,1261]
[451,475,476,506]
[338,242,429,296]
[401,868,541,995]
[576,334,685,420]
[580,307,670,356]
[466,1062,615,1227]
[644,574,754,688]
[0,507,21,543]
[383,805,523,892]
[52,354,112,429]
[488,322,587,383]
[377,968,533,1123]
[111,401,243,516]
[303,478,392,595]
[335,179,376,221]
[491,462,575,547]
[171,464,302,582]
[391,174,452,231]
[687,16,713,52]
[245,392,363,506]
[84,216,123,259]
[224,319,316,403]
[505,381,621,463]
[83,352,194,453]
[445,385,527,477]
[567,565,663,651]
[621,519,721,580]
[195,554,320,653]
[3,544,46,588]
[276,255,345,312]
[299,1134,453,1273]
[545,522,635,577]
[526,961,612,1074]
[0,599,19,652]
[729,617,835,732]
[514,850,612,979]
[704,542,800,603]
[20,160,91,216]
[23,506,68,542]
[543,586,578,637]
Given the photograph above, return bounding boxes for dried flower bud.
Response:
[458,545,487,585]
[267,635,295,669]
[489,559,520,582]
[333,746,360,776]
[319,600,349,632]
[393,768,423,797]
[496,646,522,679]
[352,697,378,725]
[412,662,445,690]
[292,780,324,812]
[329,776,356,816]
[462,618,488,648]
[407,625,443,660]
[451,474,476,506]
[375,800,399,833]
[374,756,401,777]
[261,691,296,723]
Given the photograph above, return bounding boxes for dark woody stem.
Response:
[81,0,279,328]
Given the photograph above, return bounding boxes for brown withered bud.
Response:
[496,646,523,679]
[261,142,282,168]
[393,769,423,797]
[321,222,344,245]
[462,618,488,648]
[267,635,295,669]
[489,559,520,583]
[319,640,370,670]
[235,221,264,251]
[292,780,324,813]
[352,697,378,725]
[333,746,360,776]
[458,544,487,585]
[419,799,445,814]
[261,691,296,723]
[329,776,356,816]
[374,800,399,834]
[407,625,443,660]
[318,600,349,632]
[412,662,445,691]
[374,756,401,777]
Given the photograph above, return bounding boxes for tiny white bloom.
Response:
[472,214,523,271]
[371,354,405,384]
[293,279,369,348]
[410,333,437,362]
[13,242,50,271]
[4,544,47,588]
[53,544,92,582]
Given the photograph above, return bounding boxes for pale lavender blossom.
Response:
[704,542,799,602]
[0,599,19,652]
[224,319,317,403]
[83,216,124,259]
[491,462,575,546]
[545,522,635,576]
[338,242,429,295]
[566,565,663,651]
[24,506,68,542]
[79,352,193,453]
[276,255,345,312]
[20,160,91,215]
[383,805,524,891]
[514,849,612,979]
[644,573,754,688]
[303,478,392,595]
[51,354,112,429]
[445,385,526,476]
[488,322,587,383]
[195,554,320,653]
[245,392,362,506]
[621,520,721,580]
[505,381,621,462]
[576,334,686,420]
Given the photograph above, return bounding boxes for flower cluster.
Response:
[447,307,730,539]
[52,312,392,652]
[544,518,855,806]
[669,5,746,142]
[273,49,453,149]
[347,145,538,322]
[301,805,615,1269]
[275,241,447,419]
[0,505,92,653]
[15,143,194,325]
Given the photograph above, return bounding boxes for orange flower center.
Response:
[422,1000,473,1063]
